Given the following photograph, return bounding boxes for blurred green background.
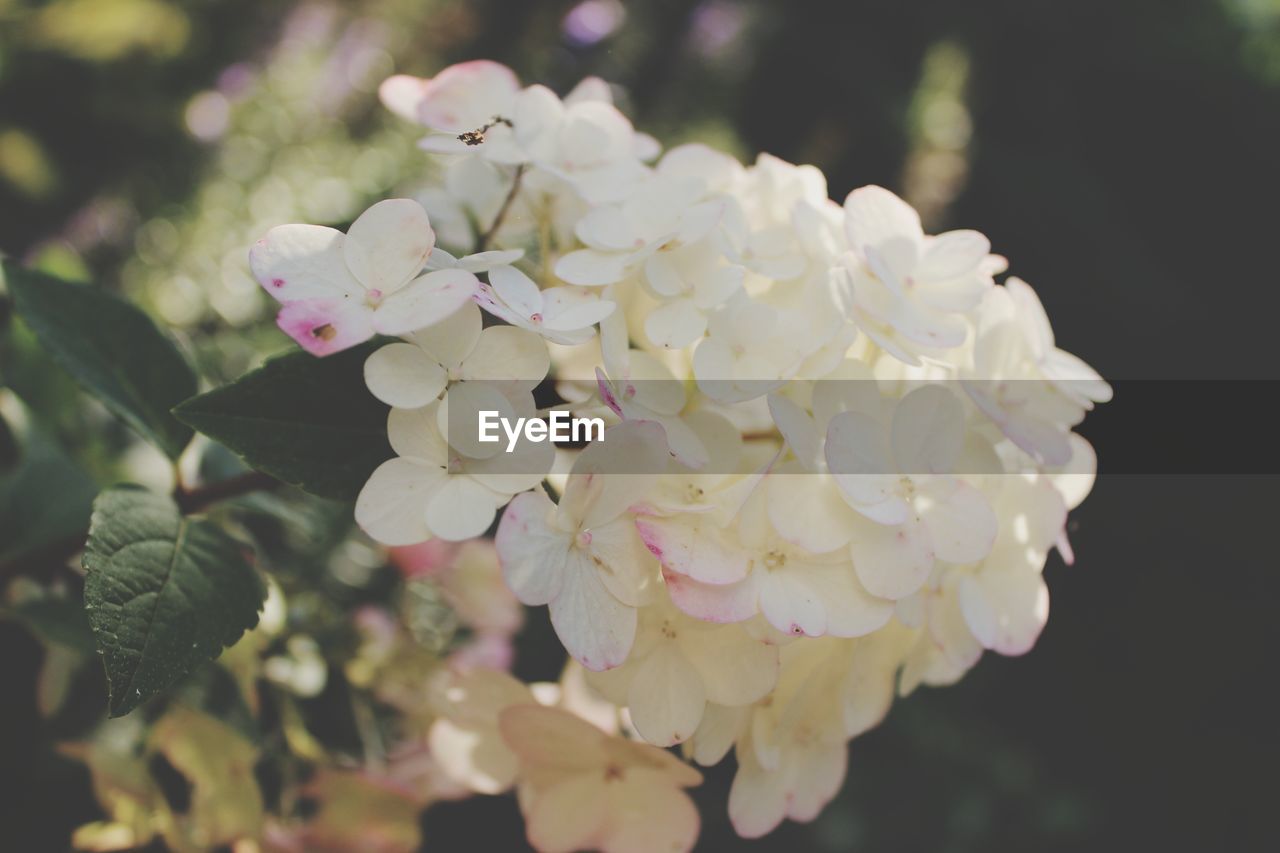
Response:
[2,0,1278,850]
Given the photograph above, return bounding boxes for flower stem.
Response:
[476,163,526,252]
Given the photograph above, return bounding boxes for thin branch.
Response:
[174,469,279,514]
[475,163,526,252]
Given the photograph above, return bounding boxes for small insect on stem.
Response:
[457,115,514,146]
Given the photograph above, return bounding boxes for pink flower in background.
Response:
[391,539,524,671]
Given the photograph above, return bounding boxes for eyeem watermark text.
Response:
[478,410,605,452]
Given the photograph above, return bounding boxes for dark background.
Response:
[2,0,1278,850]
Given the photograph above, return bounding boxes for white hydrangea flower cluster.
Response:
[250,59,1110,848]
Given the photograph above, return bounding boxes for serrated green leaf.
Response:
[172,343,391,501]
[3,261,197,458]
[83,487,266,717]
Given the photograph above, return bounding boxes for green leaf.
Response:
[0,413,98,565]
[172,343,391,501]
[83,487,266,717]
[3,261,197,458]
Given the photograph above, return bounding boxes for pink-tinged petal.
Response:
[495,491,568,606]
[921,480,998,564]
[473,280,525,326]
[378,74,431,123]
[249,223,360,303]
[549,560,637,671]
[663,569,758,624]
[842,185,923,274]
[850,514,935,600]
[486,264,543,317]
[917,230,990,281]
[354,458,442,546]
[372,268,478,336]
[416,60,520,134]
[345,199,436,293]
[276,298,374,356]
[634,516,751,585]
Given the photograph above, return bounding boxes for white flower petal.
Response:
[843,185,922,275]
[849,514,935,600]
[387,404,449,463]
[405,300,482,370]
[495,491,568,606]
[917,230,990,281]
[345,199,436,293]
[372,268,478,336]
[363,342,447,409]
[921,480,997,564]
[681,624,778,707]
[890,385,965,475]
[626,642,706,746]
[766,474,855,553]
[354,458,441,546]
[549,560,637,671]
[425,476,502,541]
[555,249,632,286]
[644,299,705,349]
[250,224,360,303]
